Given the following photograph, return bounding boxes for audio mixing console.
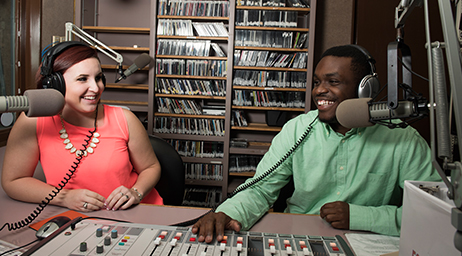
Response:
[23,218,351,256]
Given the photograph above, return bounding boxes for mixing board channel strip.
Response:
[24,219,349,256]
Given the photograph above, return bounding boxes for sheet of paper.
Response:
[0,239,23,255]
[345,233,400,256]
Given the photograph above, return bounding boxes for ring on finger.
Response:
[120,192,124,196]
[125,194,129,200]
[83,202,88,209]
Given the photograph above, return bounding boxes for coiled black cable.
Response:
[172,115,318,227]
[230,115,317,196]
[0,107,99,232]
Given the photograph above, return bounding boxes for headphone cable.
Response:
[0,106,99,232]
[171,116,318,227]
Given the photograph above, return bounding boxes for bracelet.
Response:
[132,188,143,201]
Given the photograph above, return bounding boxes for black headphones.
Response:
[349,45,380,99]
[40,41,106,96]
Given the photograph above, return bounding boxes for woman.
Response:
[1,41,163,212]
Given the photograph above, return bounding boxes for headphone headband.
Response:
[40,41,105,96]
[40,41,87,77]
[348,44,380,98]
[348,44,377,74]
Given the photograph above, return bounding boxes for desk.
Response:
[0,186,349,250]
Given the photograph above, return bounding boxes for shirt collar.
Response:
[322,122,367,137]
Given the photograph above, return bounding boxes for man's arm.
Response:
[349,129,442,236]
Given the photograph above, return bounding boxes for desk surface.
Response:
[0,187,347,249]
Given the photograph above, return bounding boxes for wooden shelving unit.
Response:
[75,0,317,205]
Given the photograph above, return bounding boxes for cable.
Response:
[40,42,60,63]
[231,116,317,196]
[399,56,429,81]
[171,116,318,227]
[0,107,99,232]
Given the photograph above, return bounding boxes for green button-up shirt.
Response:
[217,110,442,236]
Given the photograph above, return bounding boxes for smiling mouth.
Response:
[317,100,335,106]
[83,95,97,100]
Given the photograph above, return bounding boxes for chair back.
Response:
[150,135,185,206]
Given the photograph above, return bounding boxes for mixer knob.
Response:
[96,228,103,237]
[111,229,118,238]
[79,242,87,252]
[96,244,104,254]
[104,236,111,245]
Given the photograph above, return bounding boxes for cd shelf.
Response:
[82,26,150,34]
[78,0,317,200]
[157,55,227,60]
[227,1,316,194]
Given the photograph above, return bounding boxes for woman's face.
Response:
[62,57,105,114]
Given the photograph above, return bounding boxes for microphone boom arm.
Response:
[65,22,124,71]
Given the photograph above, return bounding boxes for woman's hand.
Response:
[105,185,141,210]
[59,189,106,212]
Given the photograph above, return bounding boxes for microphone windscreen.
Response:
[336,98,374,128]
[24,89,65,117]
[134,53,151,68]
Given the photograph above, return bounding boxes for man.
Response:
[192,45,442,243]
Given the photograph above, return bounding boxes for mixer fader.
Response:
[24,219,349,256]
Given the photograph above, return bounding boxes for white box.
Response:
[399,180,459,256]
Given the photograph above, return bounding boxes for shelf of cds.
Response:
[153,0,233,201]
[150,0,317,198]
[226,0,316,194]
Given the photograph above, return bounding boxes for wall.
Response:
[314,0,355,62]
[41,0,74,51]
[355,0,445,144]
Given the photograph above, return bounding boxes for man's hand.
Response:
[191,212,241,243]
[319,201,350,230]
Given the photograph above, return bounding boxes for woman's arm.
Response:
[124,109,161,201]
[1,113,54,202]
[1,113,107,211]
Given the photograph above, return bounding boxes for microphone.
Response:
[115,53,151,83]
[336,97,428,129]
[0,89,65,117]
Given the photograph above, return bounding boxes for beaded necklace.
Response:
[59,108,100,157]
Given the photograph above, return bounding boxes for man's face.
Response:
[312,56,358,124]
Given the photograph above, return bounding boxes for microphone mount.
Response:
[368,83,429,129]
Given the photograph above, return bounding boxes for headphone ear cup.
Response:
[42,72,66,96]
[358,74,380,98]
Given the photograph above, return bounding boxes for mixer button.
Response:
[236,243,243,251]
[219,242,226,251]
[154,237,162,245]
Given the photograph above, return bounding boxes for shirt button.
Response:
[342,140,345,143]
[337,192,340,195]
[358,132,362,135]
[339,166,344,170]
